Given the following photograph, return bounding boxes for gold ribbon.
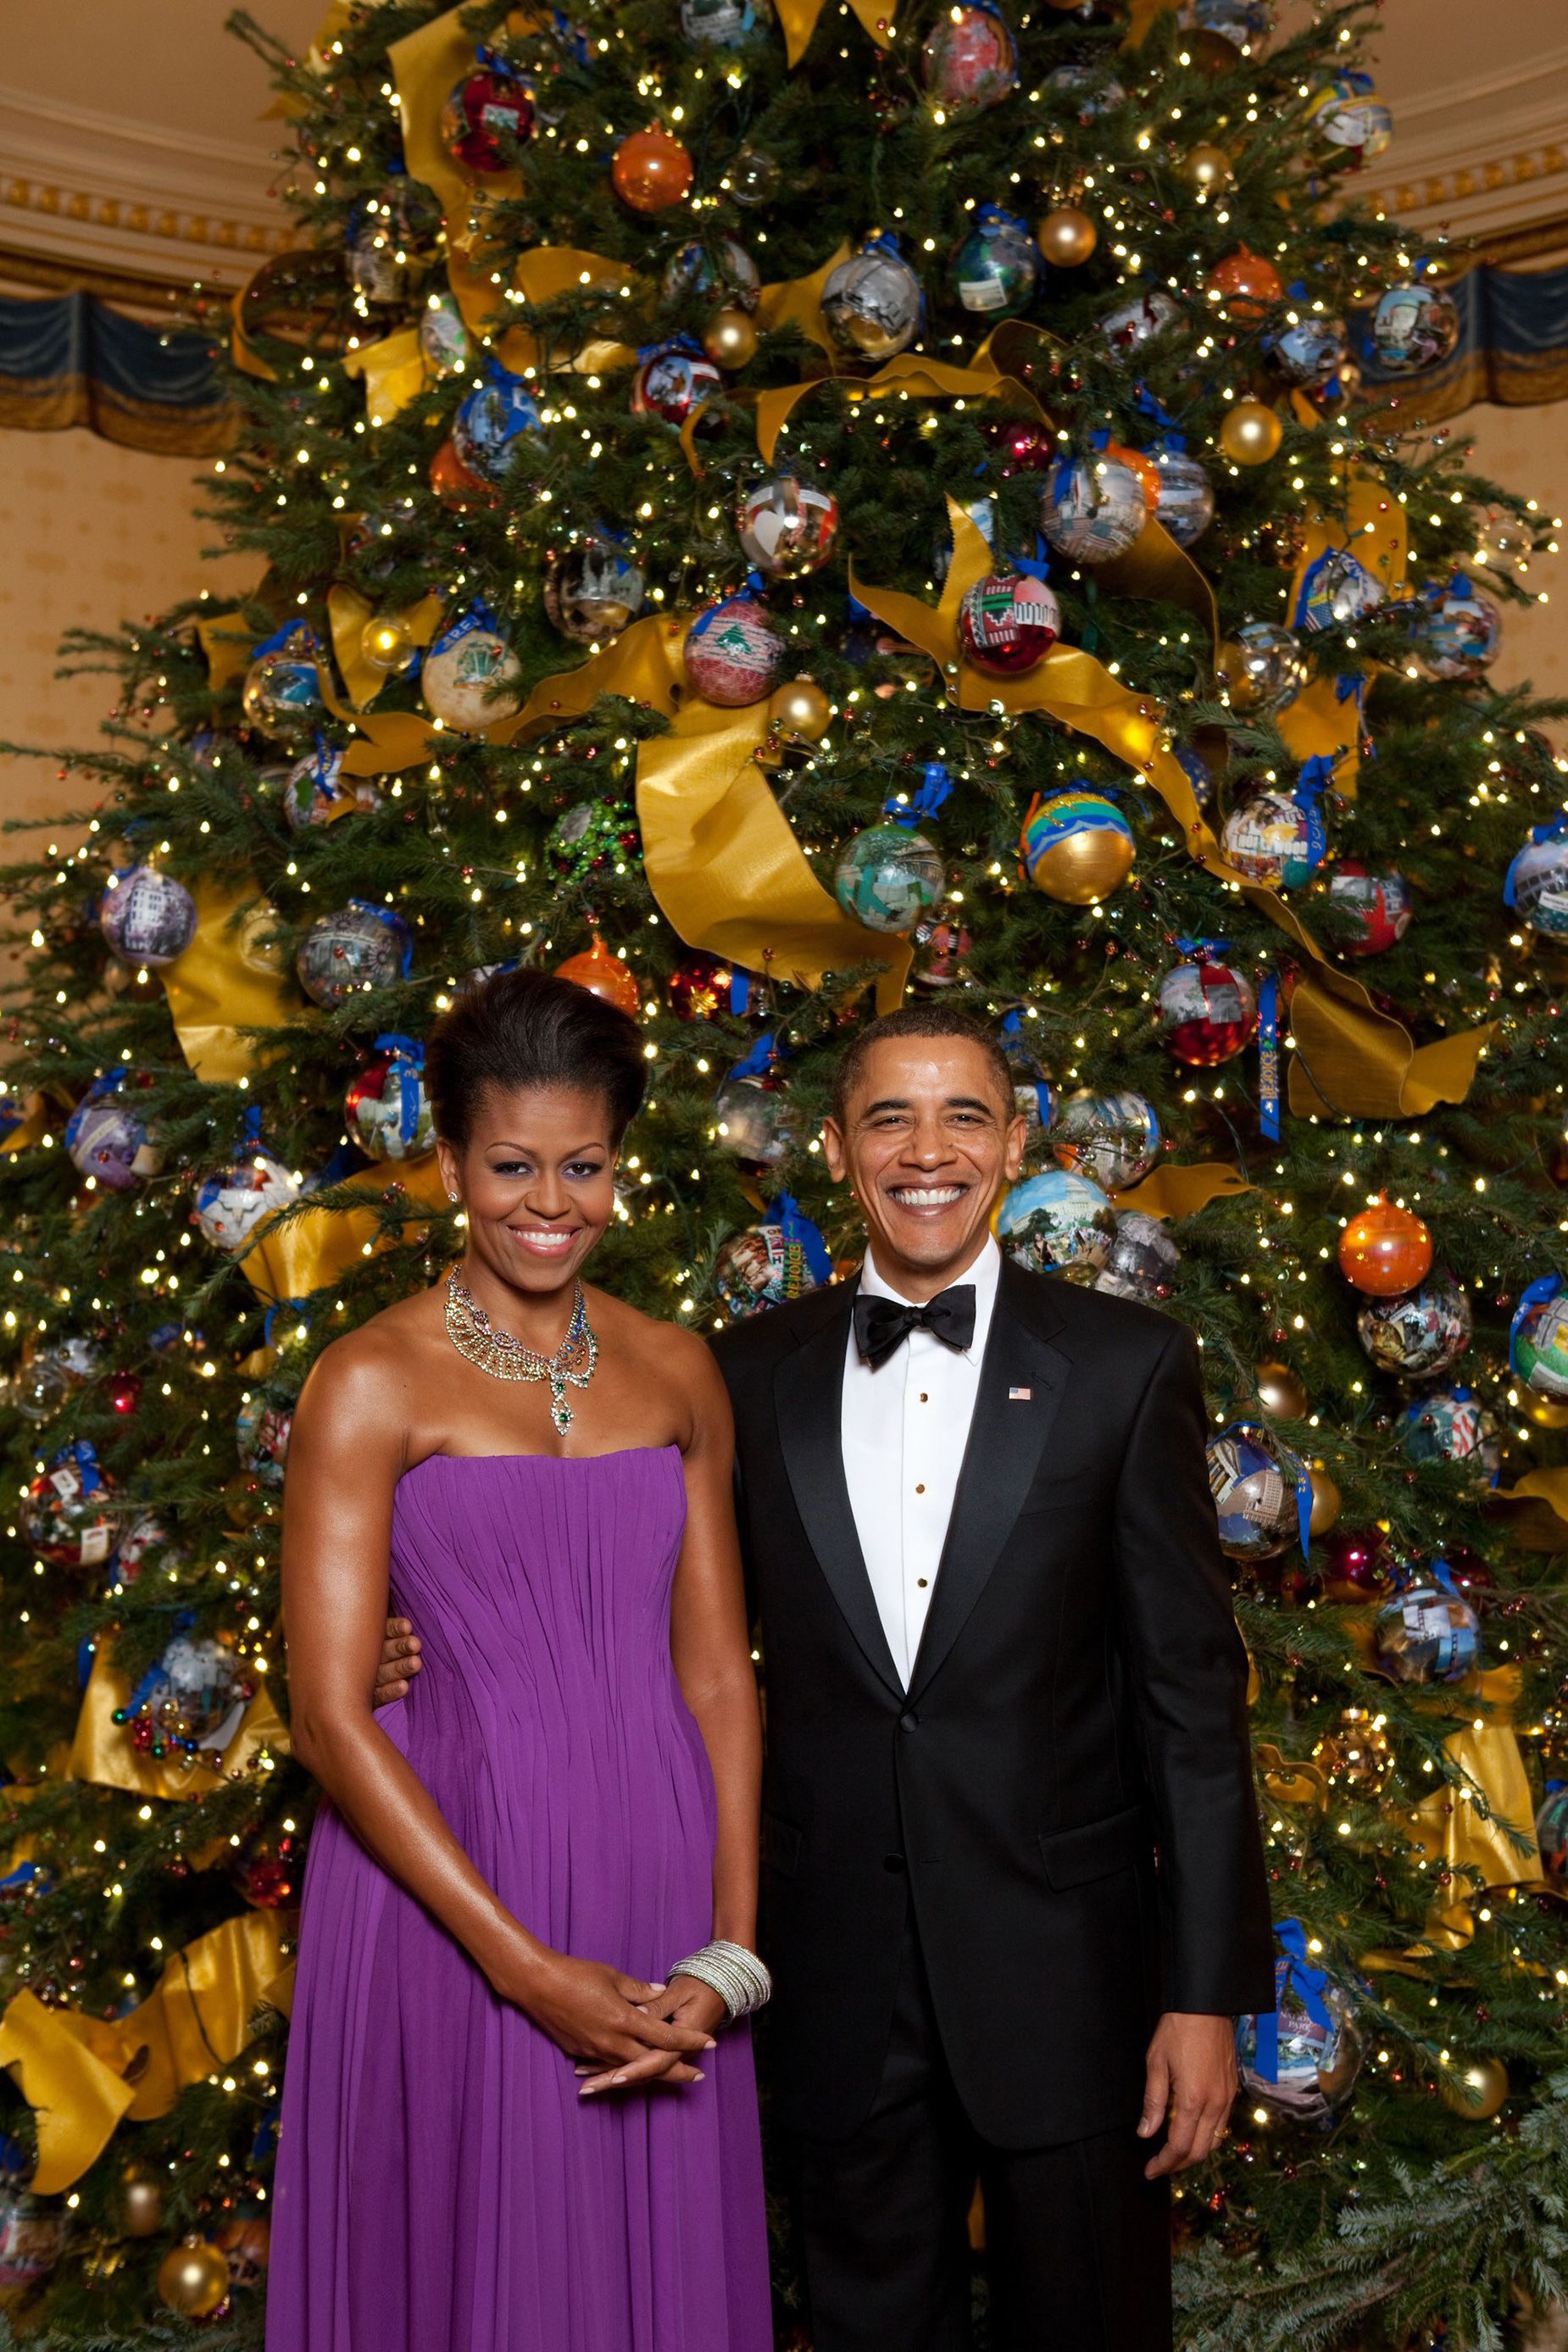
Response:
[389,8,518,341]
[0,1912,294,2191]
[342,326,428,425]
[755,243,854,356]
[194,609,253,694]
[1395,1669,1547,1954]
[238,1153,450,1309]
[494,247,638,379]
[775,0,894,65]
[163,881,297,1085]
[755,336,1033,464]
[0,1093,47,1156]
[1255,1743,1328,1811]
[68,1643,291,1802]
[1487,1468,1568,1552]
[1109,1162,1254,1219]
[1278,455,1410,799]
[326,585,445,709]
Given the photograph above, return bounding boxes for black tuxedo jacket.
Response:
[709,1257,1275,2149]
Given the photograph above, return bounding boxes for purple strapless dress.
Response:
[267,1447,771,2352]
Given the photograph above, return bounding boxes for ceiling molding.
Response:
[1359,51,1568,244]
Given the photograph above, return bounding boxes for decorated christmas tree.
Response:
[2,0,1567,2340]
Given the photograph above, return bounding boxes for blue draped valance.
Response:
[1358,260,1568,417]
[0,291,236,455]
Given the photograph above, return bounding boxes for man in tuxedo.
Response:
[376,1003,1273,2349]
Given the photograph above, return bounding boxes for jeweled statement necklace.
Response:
[443,1267,598,1435]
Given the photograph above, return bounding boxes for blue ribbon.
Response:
[1510,1272,1564,1375]
[1175,935,1230,958]
[372,1032,425,1148]
[635,331,704,365]
[52,1439,104,1498]
[251,620,318,659]
[998,1009,1053,1128]
[764,1194,832,1287]
[1133,382,1181,433]
[1254,1918,1332,2082]
[884,760,953,829]
[730,969,751,1015]
[727,1030,782,1082]
[1013,531,1051,584]
[1258,972,1281,1143]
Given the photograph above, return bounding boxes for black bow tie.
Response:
[853,1284,976,1370]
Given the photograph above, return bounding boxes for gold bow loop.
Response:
[163,881,297,1087]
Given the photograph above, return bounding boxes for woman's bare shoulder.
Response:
[297,1285,446,1426]
[587,1287,725,1407]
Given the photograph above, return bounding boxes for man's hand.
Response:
[1137,2011,1237,2178]
[373,1615,423,1704]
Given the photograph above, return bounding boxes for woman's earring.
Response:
[446,1190,459,1204]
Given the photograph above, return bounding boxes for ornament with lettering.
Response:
[949,206,1040,318]
[715,1194,831,1319]
[1221,781,1327,890]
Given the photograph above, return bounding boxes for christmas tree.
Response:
[2,0,1567,2340]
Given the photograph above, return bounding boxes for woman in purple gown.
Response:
[269,970,772,2352]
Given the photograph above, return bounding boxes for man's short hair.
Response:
[830,1004,1015,1128]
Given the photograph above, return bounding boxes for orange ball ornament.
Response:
[611,128,693,214]
[1337,1197,1433,1296]
[556,935,642,1016]
[1208,244,1284,321]
[430,437,495,512]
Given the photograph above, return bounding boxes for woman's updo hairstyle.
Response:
[425,967,647,1149]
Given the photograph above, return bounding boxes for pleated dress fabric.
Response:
[266,1446,771,2352]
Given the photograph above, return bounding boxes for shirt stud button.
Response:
[916,1576,929,1589]
[919,1393,928,1403]
[915,1482,926,1494]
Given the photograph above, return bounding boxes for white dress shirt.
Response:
[841,1237,1002,1689]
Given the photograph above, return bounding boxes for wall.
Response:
[1447,401,1567,709]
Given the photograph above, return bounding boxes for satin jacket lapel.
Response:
[772,1279,905,1701]
[908,1259,1070,1704]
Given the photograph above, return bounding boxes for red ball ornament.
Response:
[1337,1196,1433,1296]
[668,951,737,1022]
[987,419,1056,475]
[440,66,536,176]
[1209,244,1285,321]
[1317,1525,1392,1604]
[556,935,642,1015]
[1327,859,1412,956]
[1156,952,1257,1066]
[611,128,693,214]
[631,346,722,426]
[958,573,1060,676]
[104,1371,142,1417]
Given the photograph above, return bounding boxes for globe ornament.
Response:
[13,1332,102,1425]
[997,1167,1117,1278]
[1337,1198,1433,1297]
[429,436,493,512]
[1371,280,1460,375]
[715,1196,831,1320]
[681,0,775,46]
[346,1039,435,1163]
[1099,287,1181,359]
[1156,952,1256,1065]
[1505,820,1568,941]
[820,238,924,361]
[1216,619,1307,713]
[1051,1088,1159,1189]
[555,936,641,1015]
[631,342,723,426]
[1219,398,1283,465]
[1402,1387,1498,1477]
[65,1070,158,1192]
[958,572,1059,675]
[418,289,471,378]
[920,3,1018,110]
[737,475,840,576]
[1151,442,1215,548]
[121,2171,166,2238]
[1537,1782,1568,1881]
[1317,1526,1391,1604]
[949,206,1040,319]
[834,823,945,933]
[1207,1424,1306,1560]
[768,676,832,742]
[543,535,645,643]
[453,370,545,486]
[1208,244,1283,320]
[241,626,324,747]
[1094,1209,1180,1304]
[1039,451,1149,563]
[0,2186,67,2289]
[1236,1961,1361,2138]
[1373,1565,1481,1683]
[1220,785,1326,890]
[1415,575,1501,680]
[193,1146,299,1252]
[422,608,524,732]
[910,914,973,989]
[1179,142,1232,192]
[685,594,786,705]
[1358,1273,1471,1378]
[1181,0,1271,45]
[441,62,535,175]
[281,743,375,832]
[1511,1275,1568,1401]
[1020,791,1134,904]
[295,899,413,1009]
[660,236,761,312]
[1326,860,1411,955]
[1037,205,1097,267]
[612,127,694,212]
[1304,70,1393,159]
[359,610,418,676]
[158,2234,233,2318]
[726,142,781,206]
[703,308,759,368]
[99,865,197,968]
[1045,64,1127,120]
[21,1442,117,1570]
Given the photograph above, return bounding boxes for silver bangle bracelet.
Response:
[668,1938,772,2023]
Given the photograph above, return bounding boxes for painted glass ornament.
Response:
[453,369,545,485]
[1304,70,1393,158]
[714,1073,794,1166]
[1098,287,1179,359]
[958,571,1059,675]
[1157,951,1256,1065]
[1373,1563,1481,1682]
[996,1167,1117,1277]
[737,475,839,576]
[1371,281,1460,375]
[422,606,524,731]
[1236,1931,1361,2138]
[921,2,1017,109]
[1317,1526,1392,1604]
[1402,1386,1498,1476]
[948,206,1040,318]
[236,1395,292,1487]
[1415,575,1501,679]
[295,900,413,1009]
[1327,860,1411,955]
[1537,1782,1568,1881]
[1094,1209,1179,1303]
[681,0,774,42]
[715,1194,831,1319]
[1052,1089,1159,1189]
[65,1071,158,1192]
[1039,451,1148,563]
[820,236,924,361]
[1357,1273,1471,1378]
[280,743,378,831]
[1217,619,1308,713]
[1505,818,1568,940]
[545,794,641,884]
[910,914,973,988]
[430,437,493,512]
[543,536,645,642]
[12,1333,102,1424]
[193,1145,299,1252]
[1020,791,1134,904]
[1337,1198,1433,1296]
[0,2188,67,2289]
[1267,309,1348,387]
[1510,1274,1568,1401]
[1221,781,1327,889]
[241,626,324,747]
[418,289,471,377]
[1151,442,1215,547]
[834,824,945,933]
[685,593,786,705]
[1206,1424,1306,1560]
[21,1442,116,1569]
[1295,547,1386,632]
[441,59,535,175]
[660,236,761,310]
[346,1037,434,1163]
[631,341,723,426]
[998,1012,1056,1154]
[1181,0,1271,47]
[1044,64,1126,120]
[99,865,197,966]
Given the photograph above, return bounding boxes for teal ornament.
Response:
[996,1167,1116,1277]
[1051,1089,1159,1189]
[1039,452,1148,564]
[1510,1274,1568,1401]
[948,206,1039,319]
[834,824,944,933]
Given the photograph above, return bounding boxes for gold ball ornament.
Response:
[768,677,832,743]
[1219,400,1282,467]
[120,2171,165,2238]
[1439,2057,1509,2121]
[157,2235,231,2318]
[1037,206,1098,268]
[1519,1387,1568,1430]
[359,611,417,676]
[1256,1361,1309,1420]
[1306,1463,1342,1538]
[1180,142,1232,194]
[703,308,759,369]
[1312,1706,1393,1795]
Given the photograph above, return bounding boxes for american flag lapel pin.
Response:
[1009,1386,1032,1401]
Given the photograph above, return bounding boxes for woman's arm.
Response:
[281,1336,714,2087]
